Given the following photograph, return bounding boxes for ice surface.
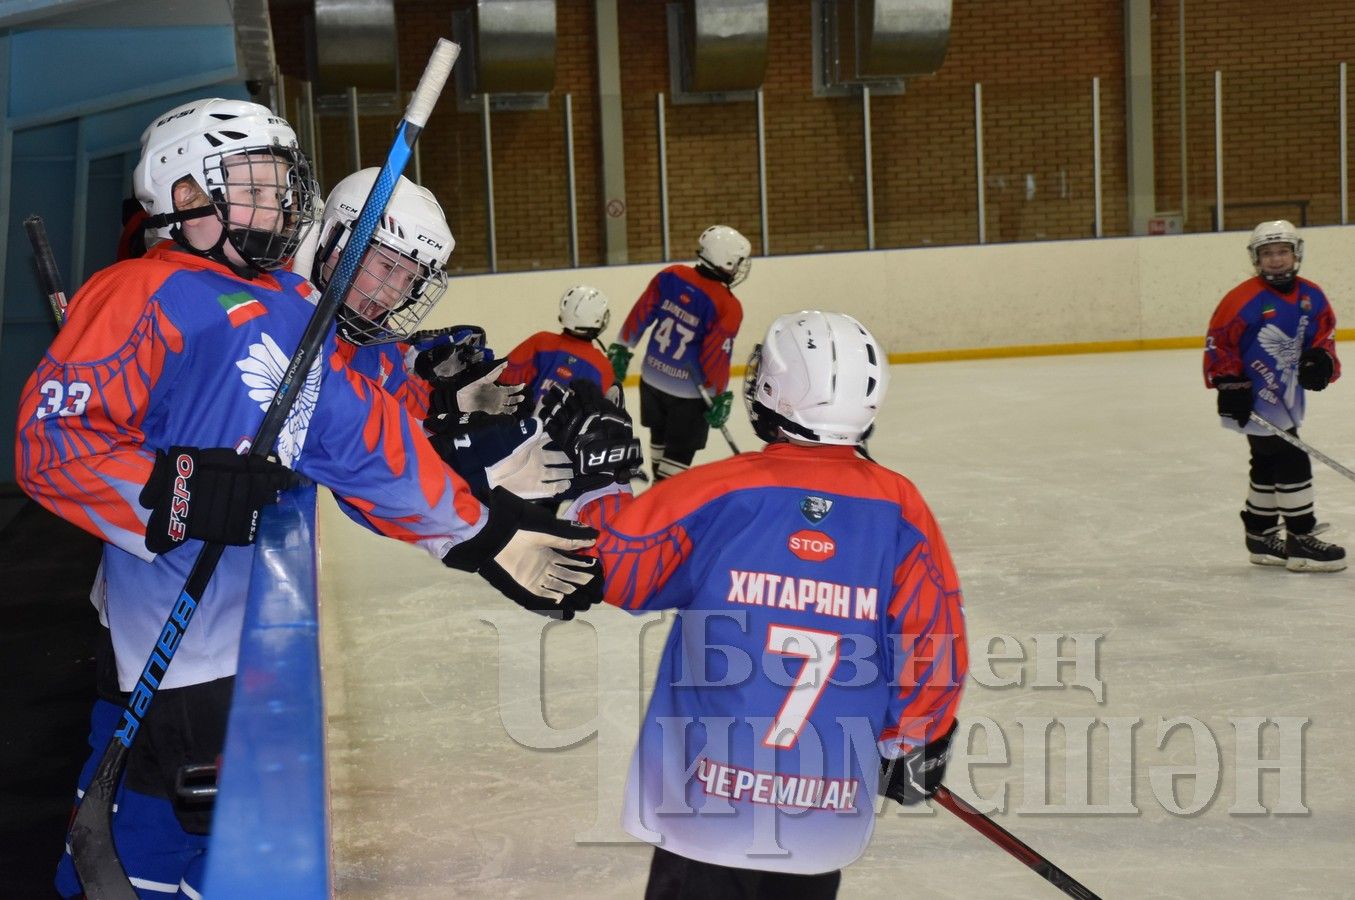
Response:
[319,349,1355,898]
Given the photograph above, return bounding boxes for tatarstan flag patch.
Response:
[1261,302,1277,319]
[218,291,266,327]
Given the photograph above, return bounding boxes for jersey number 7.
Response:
[762,624,841,750]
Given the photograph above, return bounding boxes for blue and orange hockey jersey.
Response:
[15,244,487,692]
[618,264,743,398]
[339,339,432,420]
[501,331,614,409]
[572,442,967,874]
[1204,275,1340,434]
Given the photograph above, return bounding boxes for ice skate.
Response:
[1285,530,1347,573]
[1245,527,1287,567]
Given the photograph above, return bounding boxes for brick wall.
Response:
[270,0,1354,274]
[1152,0,1355,233]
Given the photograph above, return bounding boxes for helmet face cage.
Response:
[333,236,449,346]
[204,145,318,270]
[1246,220,1303,286]
[743,342,785,443]
[317,171,455,346]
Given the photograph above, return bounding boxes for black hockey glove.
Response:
[879,720,957,806]
[441,486,602,620]
[139,447,296,555]
[1213,374,1253,426]
[1298,348,1334,392]
[410,324,489,382]
[538,380,643,484]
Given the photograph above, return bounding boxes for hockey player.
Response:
[1205,219,1344,572]
[607,225,749,481]
[304,169,562,501]
[16,98,599,898]
[501,284,616,410]
[563,311,967,896]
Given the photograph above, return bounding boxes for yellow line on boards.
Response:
[617,329,1355,385]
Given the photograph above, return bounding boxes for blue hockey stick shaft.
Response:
[70,40,461,900]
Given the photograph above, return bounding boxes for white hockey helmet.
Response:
[744,310,889,446]
[1247,219,1303,286]
[313,168,455,346]
[558,284,610,337]
[132,98,318,270]
[697,225,752,287]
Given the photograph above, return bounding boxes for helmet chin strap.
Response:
[1261,272,1296,292]
[695,261,734,285]
[150,206,264,279]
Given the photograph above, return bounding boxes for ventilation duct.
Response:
[475,0,556,94]
[856,0,951,78]
[679,0,768,94]
[312,0,398,94]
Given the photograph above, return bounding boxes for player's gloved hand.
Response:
[485,429,574,500]
[539,380,643,484]
[1298,347,1334,391]
[606,342,632,383]
[428,359,526,418]
[879,720,957,806]
[1213,374,1252,426]
[441,486,601,620]
[409,325,489,382]
[139,447,297,555]
[703,390,733,428]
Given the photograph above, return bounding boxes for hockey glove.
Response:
[606,342,632,382]
[485,428,574,500]
[539,380,643,483]
[442,486,601,619]
[1214,374,1253,426]
[703,390,733,428]
[1298,347,1334,392]
[140,447,296,555]
[410,325,489,382]
[429,359,526,418]
[879,720,957,806]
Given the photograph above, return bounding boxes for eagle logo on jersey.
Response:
[236,332,322,466]
[1256,321,1303,407]
[800,495,833,523]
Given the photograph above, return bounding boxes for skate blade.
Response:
[1285,557,1348,573]
[1248,553,1288,567]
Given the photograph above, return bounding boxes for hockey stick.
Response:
[69,40,460,899]
[687,363,740,455]
[24,214,68,326]
[1249,412,1355,484]
[932,786,1102,899]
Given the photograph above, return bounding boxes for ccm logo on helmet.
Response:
[788,529,835,562]
[416,234,445,250]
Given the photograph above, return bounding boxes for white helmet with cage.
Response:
[313,167,455,346]
[558,284,610,338]
[1247,219,1303,286]
[132,98,318,270]
[697,225,752,287]
[744,310,889,446]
